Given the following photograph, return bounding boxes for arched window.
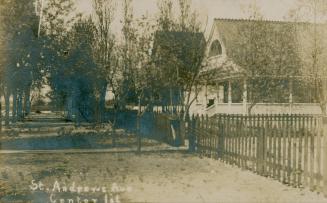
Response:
[209,40,222,57]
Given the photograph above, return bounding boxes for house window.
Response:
[209,40,222,57]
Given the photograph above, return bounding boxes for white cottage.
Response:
[189,18,327,116]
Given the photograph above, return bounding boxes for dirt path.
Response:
[0,152,326,203]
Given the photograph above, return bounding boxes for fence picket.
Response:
[215,117,219,159]
[292,115,297,187]
[234,115,237,165]
[273,118,277,178]
[245,115,249,169]
[310,116,315,190]
[206,115,210,157]
[277,115,282,181]
[297,115,304,187]
[231,114,234,165]
[304,116,309,187]
[287,115,292,185]
[316,126,322,191]
[246,115,250,169]
[240,115,244,168]
[241,116,243,168]
[223,115,227,162]
[226,115,230,164]
[282,114,287,183]
[232,115,235,164]
[257,115,265,175]
[234,115,238,165]
[268,115,272,177]
[249,115,254,170]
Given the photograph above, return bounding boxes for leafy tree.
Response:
[40,0,77,117]
[0,0,41,126]
[66,18,98,123]
[45,17,99,123]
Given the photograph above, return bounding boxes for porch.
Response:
[202,103,323,117]
[191,73,324,116]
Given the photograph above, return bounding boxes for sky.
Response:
[75,0,300,35]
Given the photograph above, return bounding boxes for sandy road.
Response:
[0,151,327,203]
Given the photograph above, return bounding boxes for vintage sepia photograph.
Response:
[1,0,327,202]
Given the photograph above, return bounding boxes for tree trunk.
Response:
[95,97,99,123]
[66,94,73,120]
[179,117,185,146]
[99,82,107,123]
[17,91,23,120]
[12,89,17,123]
[137,96,142,153]
[169,86,173,113]
[0,96,2,132]
[4,90,10,126]
[136,115,141,153]
[247,102,256,115]
[24,86,31,116]
[112,104,118,147]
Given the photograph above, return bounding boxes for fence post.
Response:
[188,115,196,152]
[152,112,156,137]
[180,115,186,146]
[256,115,265,175]
[205,114,209,156]
[217,115,224,159]
[195,114,200,151]
[136,114,141,153]
[323,116,327,197]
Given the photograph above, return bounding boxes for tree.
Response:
[135,16,162,110]
[0,2,5,130]
[40,0,78,118]
[118,0,138,110]
[67,18,98,123]
[289,0,327,115]
[155,0,207,119]
[0,0,41,125]
[44,16,101,123]
[92,0,117,122]
[157,0,175,31]
[229,3,302,114]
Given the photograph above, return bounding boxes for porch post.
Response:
[243,78,248,115]
[228,80,232,112]
[289,78,293,114]
[216,82,219,104]
[205,82,208,108]
[216,82,220,113]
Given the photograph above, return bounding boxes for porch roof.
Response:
[198,58,245,84]
[198,68,327,84]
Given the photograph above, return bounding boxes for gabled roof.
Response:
[201,18,327,81]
